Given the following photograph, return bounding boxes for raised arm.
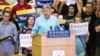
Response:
[76,0,83,14]
[95,0,100,18]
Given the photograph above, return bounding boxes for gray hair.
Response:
[42,4,51,9]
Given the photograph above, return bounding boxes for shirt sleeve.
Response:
[31,19,39,34]
[13,24,18,42]
[94,19,100,27]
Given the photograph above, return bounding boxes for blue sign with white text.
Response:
[47,30,70,38]
[16,13,37,29]
[35,0,53,8]
[16,13,37,23]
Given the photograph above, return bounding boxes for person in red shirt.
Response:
[12,0,32,18]
[0,0,9,5]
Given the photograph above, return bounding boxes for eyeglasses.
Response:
[3,15,10,17]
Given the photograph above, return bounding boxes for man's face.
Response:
[43,8,51,18]
[86,4,94,13]
[2,12,10,22]
[68,6,75,14]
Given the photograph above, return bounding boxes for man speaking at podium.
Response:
[31,4,60,35]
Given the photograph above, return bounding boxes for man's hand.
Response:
[25,46,32,50]
[31,34,38,38]
[95,25,100,32]
[7,37,12,40]
[85,32,90,43]
[7,36,12,40]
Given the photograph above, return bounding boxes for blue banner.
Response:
[17,13,37,29]
[16,9,36,29]
[47,30,70,38]
[35,0,53,8]
[16,13,37,23]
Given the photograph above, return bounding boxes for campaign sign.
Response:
[47,30,70,38]
[0,5,11,16]
[70,22,88,35]
[17,13,37,23]
[58,19,66,30]
[20,34,32,47]
[16,9,36,23]
[35,0,53,8]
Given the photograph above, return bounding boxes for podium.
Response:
[32,34,75,56]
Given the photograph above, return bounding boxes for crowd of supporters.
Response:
[0,0,100,56]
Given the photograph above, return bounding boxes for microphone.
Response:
[50,26,53,31]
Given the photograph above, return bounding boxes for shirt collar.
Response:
[43,15,51,20]
[1,21,10,25]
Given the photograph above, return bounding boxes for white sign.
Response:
[66,0,76,5]
[20,34,32,47]
[52,50,65,56]
[70,22,88,35]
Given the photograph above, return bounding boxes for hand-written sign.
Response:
[70,22,88,35]
[20,34,32,47]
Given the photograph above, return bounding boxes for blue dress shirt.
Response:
[32,15,60,35]
[0,21,18,52]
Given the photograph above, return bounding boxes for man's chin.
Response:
[45,16,50,19]
[3,20,9,22]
